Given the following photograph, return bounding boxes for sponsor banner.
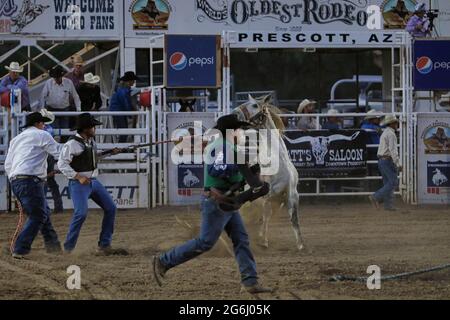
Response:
[417,113,450,204]
[0,0,121,37]
[414,40,450,91]
[45,173,148,209]
[283,129,368,177]
[0,175,7,211]
[165,34,221,88]
[125,0,171,38]
[167,112,216,206]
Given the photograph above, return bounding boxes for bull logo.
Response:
[284,132,360,165]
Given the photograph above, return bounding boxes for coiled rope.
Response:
[330,263,450,282]
[9,200,25,254]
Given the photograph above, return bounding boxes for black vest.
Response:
[69,136,97,172]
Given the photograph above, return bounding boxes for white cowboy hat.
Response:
[82,73,100,84]
[364,109,383,120]
[382,114,399,126]
[297,99,317,114]
[5,62,23,73]
[327,109,340,116]
[39,108,55,125]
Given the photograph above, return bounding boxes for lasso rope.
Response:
[330,263,450,282]
[9,199,25,255]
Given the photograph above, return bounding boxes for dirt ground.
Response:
[1,200,450,300]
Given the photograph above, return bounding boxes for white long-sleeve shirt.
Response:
[5,127,61,180]
[57,134,98,179]
[377,126,400,167]
[40,78,81,111]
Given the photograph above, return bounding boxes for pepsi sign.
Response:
[165,35,221,88]
[414,40,450,91]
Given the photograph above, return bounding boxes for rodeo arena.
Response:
[1,0,450,305]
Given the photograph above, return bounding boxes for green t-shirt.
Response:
[204,138,244,189]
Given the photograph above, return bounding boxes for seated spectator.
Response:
[0,62,30,111]
[322,109,342,130]
[297,99,321,130]
[109,71,140,143]
[360,110,383,145]
[78,73,103,111]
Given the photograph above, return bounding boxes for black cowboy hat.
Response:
[213,114,252,132]
[49,66,65,78]
[120,71,140,82]
[21,112,52,129]
[71,113,102,131]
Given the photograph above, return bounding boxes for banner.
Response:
[167,112,216,205]
[45,173,148,209]
[413,39,450,91]
[0,0,121,38]
[165,34,221,88]
[283,129,368,177]
[417,113,450,204]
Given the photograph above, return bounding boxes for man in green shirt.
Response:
[152,114,273,294]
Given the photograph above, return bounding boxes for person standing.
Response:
[4,112,62,259]
[66,55,85,90]
[406,3,430,37]
[152,114,273,294]
[78,73,103,111]
[57,113,123,254]
[360,110,383,145]
[40,109,64,214]
[369,115,401,211]
[109,71,140,143]
[297,99,321,130]
[0,62,31,111]
[41,66,81,142]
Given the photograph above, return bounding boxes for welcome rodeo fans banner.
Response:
[283,130,368,177]
[0,0,120,37]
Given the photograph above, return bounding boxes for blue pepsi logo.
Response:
[170,52,188,71]
[416,56,433,75]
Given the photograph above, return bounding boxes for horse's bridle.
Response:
[237,105,268,128]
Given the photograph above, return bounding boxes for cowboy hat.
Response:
[213,114,252,132]
[39,109,55,125]
[21,112,52,129]
[382,114,399,126]
[364,109,383,120]
[72,55,84,66]
[297,99,317,114]
[120,71,140,82]
[82,73,100,84]
[327,109,340,116]
[71,113,102,131]
[49,66,65,78]
[5,62,23,73]
[415,3,426,12]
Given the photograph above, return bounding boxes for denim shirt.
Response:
[109,85,132,111]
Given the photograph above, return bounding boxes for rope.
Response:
[330,263,450,282]
[9,199,25,255]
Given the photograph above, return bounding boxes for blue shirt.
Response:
[0,75,30,108]
[109,85,132,111]
[322,122,342,130]
[361,122,381,145]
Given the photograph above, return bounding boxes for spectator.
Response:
[66,55,85,90]
[109,71,140,143]
[0,62,31,111]
[406,3,430,37]
[40,109,63,214]
[41,66,81,142]
[297,99,320,130]
[322,109,342,130]
[360,110,383,145]
[78,73,103,111]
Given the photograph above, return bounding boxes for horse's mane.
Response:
[264,104,286,132]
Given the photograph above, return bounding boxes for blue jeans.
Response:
[160,196,258,286]
[64,179,117,251]
[113,115,129,143]
[373,159,399,209]
[11,177,60,255]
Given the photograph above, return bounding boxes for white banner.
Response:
[123,0,434,47]
[45,173,148,209]
[0,175,7,211]
[166,112,216,206]
[417,113,450,204]
[0,0,121,38]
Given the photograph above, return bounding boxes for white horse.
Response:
[234,95,304,251]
